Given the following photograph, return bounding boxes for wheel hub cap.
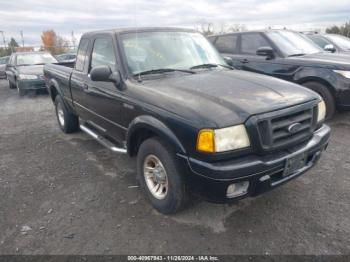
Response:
[143,155,168,200]
[57,103,65,126]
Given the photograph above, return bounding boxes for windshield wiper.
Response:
[190,63,232,70]
[288,53,306,57]
[135,68,195,77]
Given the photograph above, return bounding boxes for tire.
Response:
[137,137,189,214]
[16,81,26,96]
[54,96,79,133]
[302,81,335,120]
[9,79,16,89]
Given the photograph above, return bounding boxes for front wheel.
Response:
[137,137,189,214]
[9,79,16,89]
[16,81,25,96]
[302,81,335,120]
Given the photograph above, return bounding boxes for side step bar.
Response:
[80,124,127,154]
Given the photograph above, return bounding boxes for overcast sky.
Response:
[0,0,349,47]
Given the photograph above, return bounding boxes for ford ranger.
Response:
[44,28,331,214]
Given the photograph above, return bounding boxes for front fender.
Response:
[126,115,186,156]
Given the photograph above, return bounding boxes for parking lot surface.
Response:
[0,79,349,255]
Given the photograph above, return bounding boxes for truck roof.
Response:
[81,27,198,38]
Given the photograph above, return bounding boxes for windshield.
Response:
[326,35,350,50]
[120,31,226,75]
[16,53,57,66]
[266,31,322,56]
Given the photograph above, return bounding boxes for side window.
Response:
[90,38,116,71]
[75,39,89,72]
[215,35,237,53]
[241,33,271,55]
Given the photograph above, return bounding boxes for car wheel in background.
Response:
[302,81,335,120]
[9,79,16,89]
[54,96,79,133]
[137,137,189,214]
[16,81,26,96]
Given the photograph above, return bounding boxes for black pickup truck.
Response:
[44,28,330,214]
[208,30,350,119]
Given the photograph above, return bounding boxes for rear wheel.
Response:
[54,96,79,133]
[302,81,335,120]
[137,137,189,214]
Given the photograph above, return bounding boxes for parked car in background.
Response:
[209,30,350,118]
[6,52,57,96]
[0,56,10,79]
[44,27,330,214]
[306,33,350,54]
[56,53,76,63]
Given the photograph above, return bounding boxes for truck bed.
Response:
[44,62,75,106]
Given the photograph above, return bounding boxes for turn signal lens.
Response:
[317,100,326,123]
[197,129,215,153]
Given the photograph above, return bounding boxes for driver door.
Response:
[83,36,126,142]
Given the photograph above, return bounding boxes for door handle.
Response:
[240,59,249,64]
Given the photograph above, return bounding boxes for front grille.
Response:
[256,103,317,151]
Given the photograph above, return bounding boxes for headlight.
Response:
[333,70,350,79]
[197,125,250,153]
[18,74,38,80]
[317,100,326,123]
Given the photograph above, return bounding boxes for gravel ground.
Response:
[0,79,349,255]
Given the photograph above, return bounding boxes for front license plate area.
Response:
[283,153,307,177]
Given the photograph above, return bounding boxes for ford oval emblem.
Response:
[287,123,302,134]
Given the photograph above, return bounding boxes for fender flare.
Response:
[126,115,186,156]
[293,67,337,95]
[47,78,63,102]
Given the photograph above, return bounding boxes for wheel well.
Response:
[297,77,336,98]
[49,85,58,102]
[128,128,158,157]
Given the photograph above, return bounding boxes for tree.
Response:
[8,37,19,51]
[41,30,69,55]
[326,21,350,37]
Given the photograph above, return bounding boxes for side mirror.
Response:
[223,56,233,66]
[256,46,275,59]
[324,44,336,53]
[90,65,121,87]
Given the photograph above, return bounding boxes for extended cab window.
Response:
[215,35,237,53]
[75,39,89,71]
[241,33,271,55]
[90,38,116,70]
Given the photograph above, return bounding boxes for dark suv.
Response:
[209,30,350,118]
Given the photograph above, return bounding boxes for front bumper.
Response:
[179,124,331,203]
[17,79,46,90]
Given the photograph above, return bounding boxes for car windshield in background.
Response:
[120,31,226,75]
[267,31,322,56]
[16,53,57,66]
[326,35,350,50]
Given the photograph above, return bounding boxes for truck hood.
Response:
[287,52,350,70]
[17,65,44,76]
[135,69,319,128]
